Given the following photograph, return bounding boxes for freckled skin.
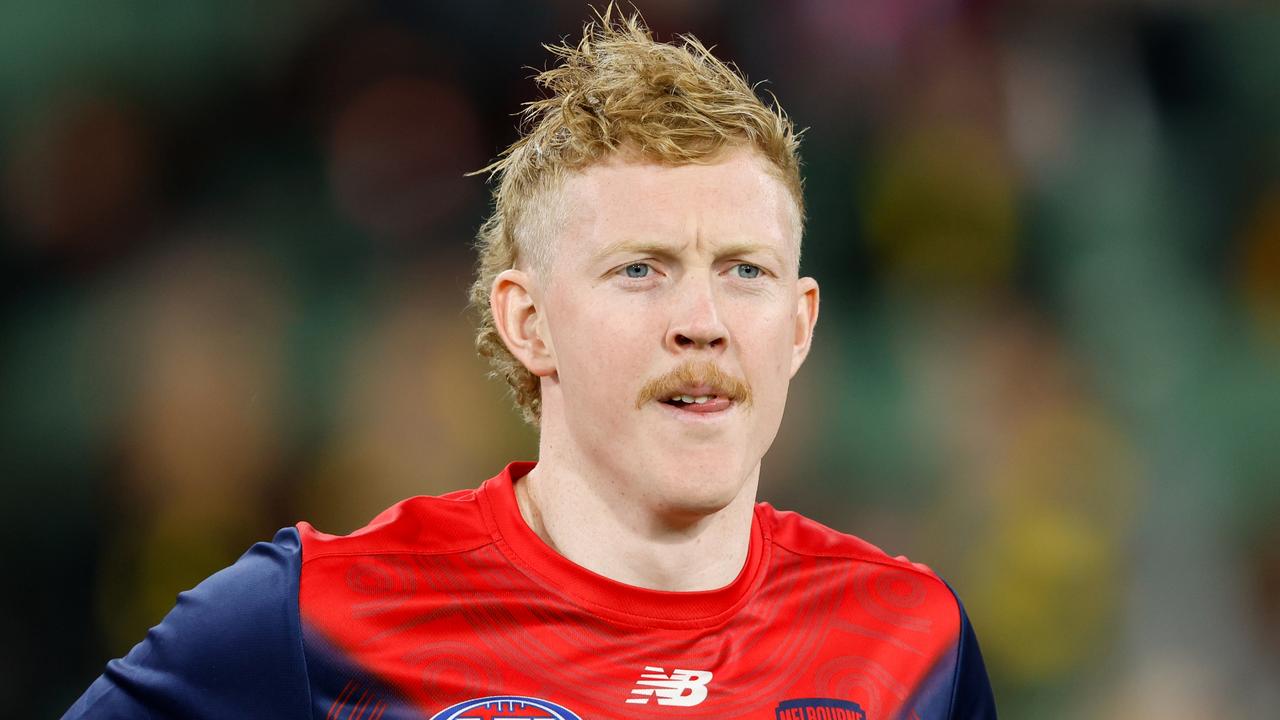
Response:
[491,148,819,590]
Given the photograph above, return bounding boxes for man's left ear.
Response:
[790,277,820,377]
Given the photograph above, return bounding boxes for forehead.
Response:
[551,149,801,269]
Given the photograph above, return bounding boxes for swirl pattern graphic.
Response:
[814,656,885,719]
[345,558,418,617]
[850,565,932,632]
[403,641,504,708]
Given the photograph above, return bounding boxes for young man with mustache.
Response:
[67,8,995,719]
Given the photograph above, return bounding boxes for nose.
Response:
[665,275,729,353]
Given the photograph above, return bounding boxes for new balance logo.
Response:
[625,666,714,707]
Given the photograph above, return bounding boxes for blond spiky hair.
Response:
[469,4,804,427]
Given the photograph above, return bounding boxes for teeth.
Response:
[667,394,714,404]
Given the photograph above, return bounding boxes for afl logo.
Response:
[429,695,583,720]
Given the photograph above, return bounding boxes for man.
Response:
[67,8,995,719]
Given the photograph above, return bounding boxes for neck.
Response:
[514,451,759,592]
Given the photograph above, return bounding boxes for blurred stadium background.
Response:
[3,1,1279,717]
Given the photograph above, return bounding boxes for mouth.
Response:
[656,387,735,417]
[638,363,751,421]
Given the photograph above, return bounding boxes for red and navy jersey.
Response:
[66,462,995,719]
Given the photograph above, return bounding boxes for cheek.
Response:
[735,301,795,370]
[731,306,798,423]
[556,297,658,402]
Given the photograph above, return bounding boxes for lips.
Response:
[656,392,735,421]
[666,396,733,413]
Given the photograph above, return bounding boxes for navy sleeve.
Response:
[63,528,311,720]
[948,595,997,719]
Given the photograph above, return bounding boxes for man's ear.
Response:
[491,268,557,377]
[790,276,820,377]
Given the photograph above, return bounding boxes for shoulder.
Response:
[64,528,310,719]
[758,503,998,718]
[297,487,494,562]
[758,503,963,643]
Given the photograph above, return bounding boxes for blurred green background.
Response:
[4,1,1279,717]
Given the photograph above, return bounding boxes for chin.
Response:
[653,496,736,523]
[648,466,745,519]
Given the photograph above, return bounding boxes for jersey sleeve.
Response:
[948,594,997,719]
[62,527,311,720]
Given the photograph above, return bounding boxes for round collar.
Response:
[478,461,768,628]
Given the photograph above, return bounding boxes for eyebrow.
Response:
[592,239,791,271]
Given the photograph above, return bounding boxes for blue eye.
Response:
[735,263,762,279]
[623,263,650,279]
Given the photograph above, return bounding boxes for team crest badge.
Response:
[775,697,867,720]
[429,695,582,720]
